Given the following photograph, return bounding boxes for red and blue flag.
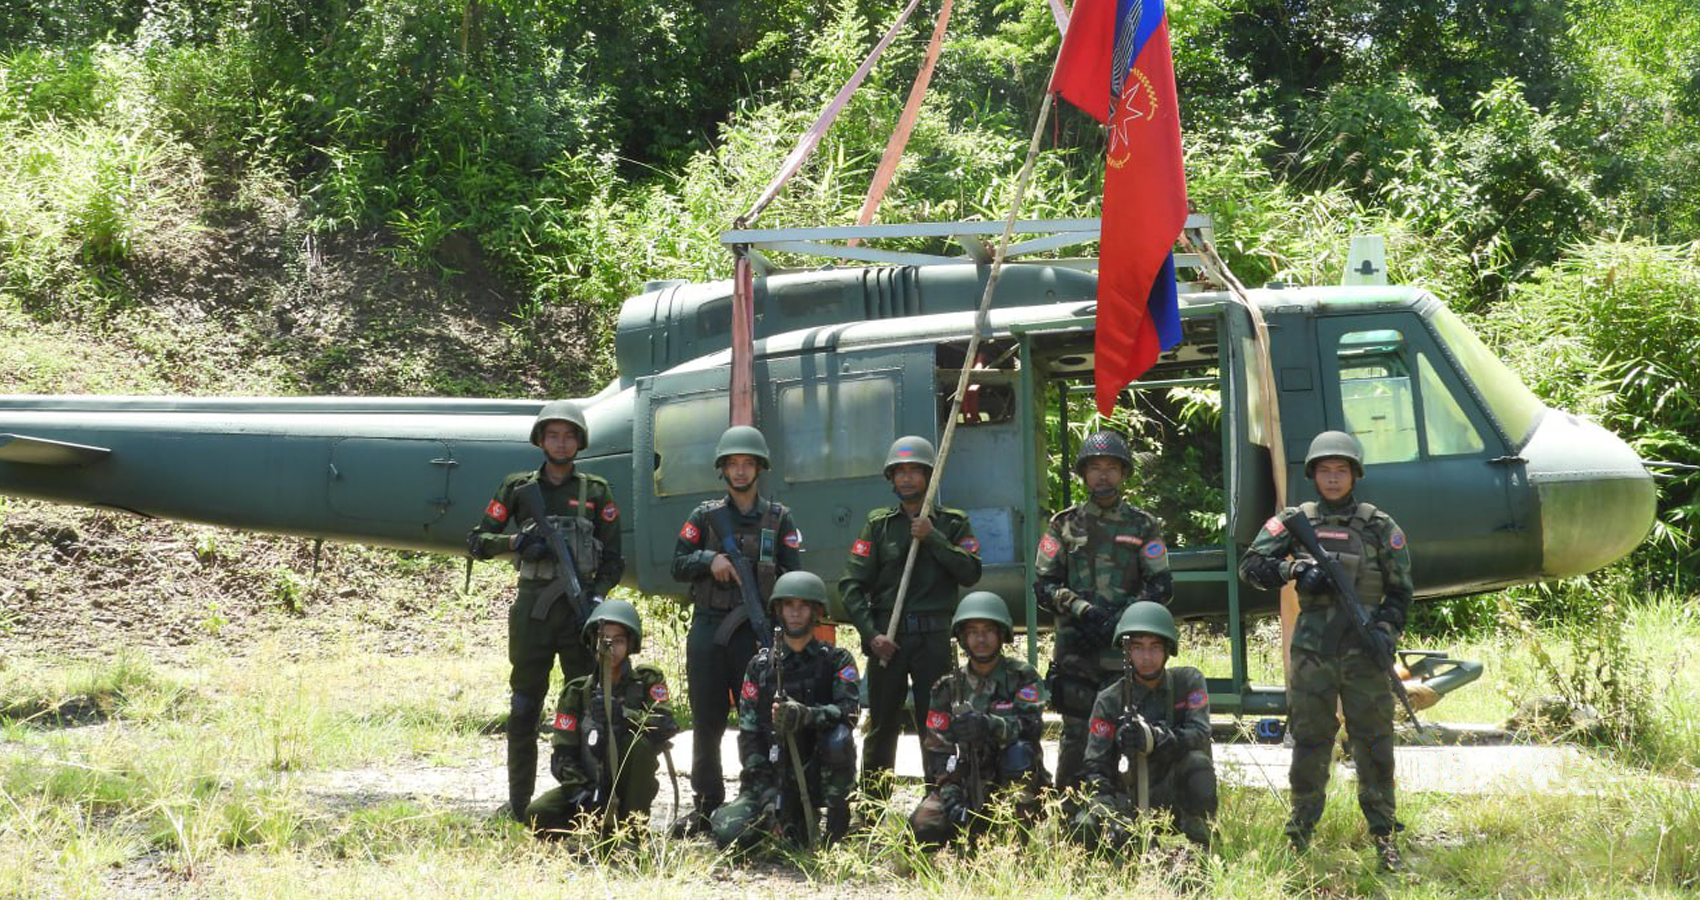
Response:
[1050,0,1188,416]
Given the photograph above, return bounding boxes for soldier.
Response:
[711,571,860,848]
[670,425,803,834]
[1238,431,1413,871]
[839,435,982,798]
[1033,430,1173,793]
[909,591,1048,846]
[465,400,623,820]
[1072,602,1216,850]
[525,600,679,833]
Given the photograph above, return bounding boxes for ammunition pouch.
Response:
[819,723,855,767]
[516,515,599,581]
[1045,669,1102,719]
[998,740,1037,781]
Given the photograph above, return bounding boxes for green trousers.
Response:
[506,583,593,816]
[1071,748,1217,848]
[1286,649,1397,837]
[861,626,950,793]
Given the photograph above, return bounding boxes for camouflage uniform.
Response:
[1072,665,1216,848]
[525,661,679,831]
[1033,501,1172,790]
[467,465,623,817]
[1239,496,1413,840]
[909,656,1049,845]
[839,505,982,791]
[710,638,861,848]
[671,496,802,818]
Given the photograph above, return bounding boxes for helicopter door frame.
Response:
[1315,313,1531,593]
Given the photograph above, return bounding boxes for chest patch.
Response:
[1016,684,1040,703]
[1114,535,1144,547]
[991,701,1014,712]
[486,499,509,523]
[1316,529,1352,542]
[649,684,669,703]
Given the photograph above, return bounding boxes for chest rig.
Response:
[1297,501,1386,652]
[689,498,782,610]
[516,475,601,582]
[761,645,834,705]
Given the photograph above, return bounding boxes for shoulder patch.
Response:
[1186,689,1208,710]
[680,520,701,543]
[1089,717,1115,738]
[485,499,509,523]
[850,539,872,558]
[1143,540,1167,559]
[1264,516,1285,537]
[600,502,619,522]
[1038,534,1061,559]
[1016,684,1040,703]
[740,679,759,700]
[553,712,578,732]
[649,683,670,703]
[958,536,980,554]
[837,663,859,683]
[784,529,803,549]
[1389,529,1406,550]
[925,710,950,732]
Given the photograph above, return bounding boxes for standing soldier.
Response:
[671,425,803,835]
[465,400,622,821]
[1072,602,1217,850]
[525,600,679,833]
[1238,431,1413,871]
[839,435,983,798]
[909,591,1048,846]
[1033,430,1173,793]
[711,571,860,848]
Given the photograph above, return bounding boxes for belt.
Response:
[881,611,952,634]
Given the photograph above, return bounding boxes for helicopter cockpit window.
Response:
[1426,304,1546,445]
[1418,352,1486,455]
[652,392,728,497]
[777,376,896,482]
[1337,329,1419,464]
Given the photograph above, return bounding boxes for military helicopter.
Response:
[0,217,1654,715]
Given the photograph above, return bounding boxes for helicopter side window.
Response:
[652,392,729,496]
[1418,351,1486,455]
[1337,329,1419,464]
[776,376,896,482]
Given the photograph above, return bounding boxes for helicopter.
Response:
[0,217,1654,715]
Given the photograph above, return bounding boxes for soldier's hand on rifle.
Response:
[1116,714,1154,757]
[1368,623,1398,660]
[869,634,900,663]
[710,553,743,584]
[1245,555,1285,590]
[773,699,812,737]
[1146,721,1178,760]
[1079,603,1114,642]
[947,709,991,745]
[1293,558,1330,594]
[513,527,550,561]
[910,515,934,540]
[945,798,971,825]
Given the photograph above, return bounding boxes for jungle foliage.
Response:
[1,0,1698,593]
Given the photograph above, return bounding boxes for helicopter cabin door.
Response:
[1315,313,1524,593]
[633,367,736,595]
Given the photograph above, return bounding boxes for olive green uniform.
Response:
[1033,500,1172,790]
[1239,496,1413,839]
[671,496,802,817]
[467,465,623,816]
[838,505,982,791]
[909,656,1049,845]
[1072,665,1216,847]
[525,661,679,831]
[711,639,861,848]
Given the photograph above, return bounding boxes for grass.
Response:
[3,590,1698,899]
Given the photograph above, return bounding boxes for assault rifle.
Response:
[598,636,620,831]
[709,506,772,648]
[1280,511,1424,732]
[1118,648,1151,812]
[951,665,989,824]
[771,626,818,846]
[514,481,592,623]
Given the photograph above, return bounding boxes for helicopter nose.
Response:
[1522,410,1656,578]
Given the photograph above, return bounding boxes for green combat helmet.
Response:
[951,591,1014,642]
[883,435,937,478]
[1074,430,1134,475]
[769,570,829,617]
[1115,601,1178,655]
[530,399,589,448]
[583,599,643,654]
[713,425,771,470]
[1304,430,1365,478]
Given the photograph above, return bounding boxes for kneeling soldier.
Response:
[526,600,679,833]
[909,591,1049,846]
[1073,602,1216,850]
[711,572,861,849]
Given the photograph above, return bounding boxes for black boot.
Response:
[506,735,538,823]
[825,803,851,845]
[670,804,715,838]
[1374,833,1404,872]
